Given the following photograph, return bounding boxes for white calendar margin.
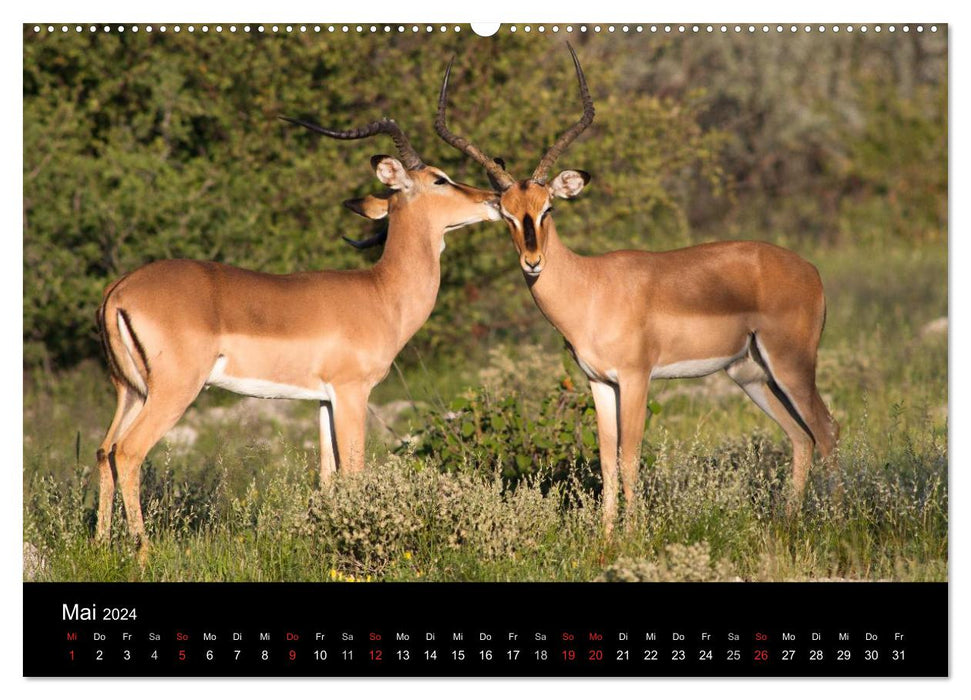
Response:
[4,0,964,697]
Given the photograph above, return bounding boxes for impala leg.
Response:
[96,378,145,543]
[318,400,338,484]
[589,380,620,537]
[111,379,205,555]
[812,389,842,496]
[758,334,842,501]
[810,391,840,465]
[747,383,814,508]
[728,343,822,512]
[618,375,650,527]
[332,385,370,474]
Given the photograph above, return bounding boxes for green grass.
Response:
[22,242,947,583]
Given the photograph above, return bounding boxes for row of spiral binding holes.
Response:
[32,24,939,35]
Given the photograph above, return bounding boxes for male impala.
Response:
[436,45,838,531]
[95,116,499,552]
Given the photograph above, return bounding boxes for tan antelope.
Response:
[95,116,500,552]
[436,45,838,531]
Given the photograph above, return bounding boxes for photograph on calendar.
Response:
[23,24,946,593]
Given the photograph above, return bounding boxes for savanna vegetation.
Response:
[23,25,947,582]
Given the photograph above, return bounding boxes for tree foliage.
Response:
[23,27,947,370]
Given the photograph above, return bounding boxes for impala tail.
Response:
[97,281,149,399]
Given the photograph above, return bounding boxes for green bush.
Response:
[596,542,737,582]
[404,343,660,488]
[297,455,568,576]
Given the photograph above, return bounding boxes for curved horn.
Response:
[434,58,517,191]
[531,42,595,184]
[341,230,388,249]
[279,115,425,171]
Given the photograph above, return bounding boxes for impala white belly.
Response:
[651,344,750,380]
[205,356,336,402]
[574,354,619,384]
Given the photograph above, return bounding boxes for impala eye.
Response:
[434,177,448,185]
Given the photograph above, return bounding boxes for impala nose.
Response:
[521,253,543,275]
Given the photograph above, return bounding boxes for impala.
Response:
[95,116,500,551]
[436,45,838,531]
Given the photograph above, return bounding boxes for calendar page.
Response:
[22,21,948,677]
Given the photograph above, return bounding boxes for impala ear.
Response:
[549,170,591,199]
[371,155,413,191]
[343,194,389,220]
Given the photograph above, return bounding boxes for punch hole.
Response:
[470,23,497,36]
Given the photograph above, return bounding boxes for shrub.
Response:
[297,455,567,575]
[596,542,738,582]
[405,343,659,489]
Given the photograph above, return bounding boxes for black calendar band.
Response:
[24,581,947,677]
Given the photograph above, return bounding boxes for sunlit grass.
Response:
[22,242,947,583]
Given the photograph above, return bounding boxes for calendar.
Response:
[22,21,949,680]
